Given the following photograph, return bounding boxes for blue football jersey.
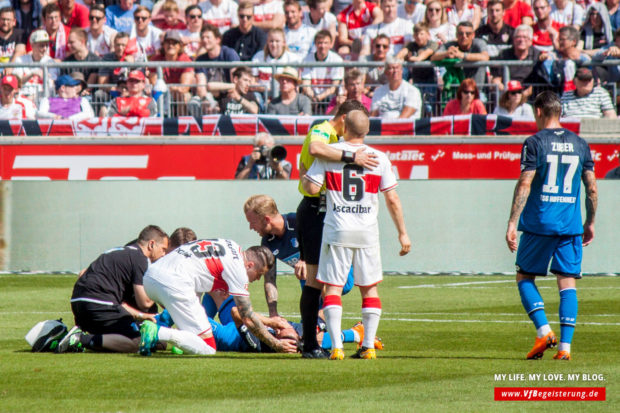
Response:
[261,213,300,271]
[518,128,594,236]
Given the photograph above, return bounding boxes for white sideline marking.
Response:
[399,280,518,289]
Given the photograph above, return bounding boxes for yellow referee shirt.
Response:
[297,120,339,197]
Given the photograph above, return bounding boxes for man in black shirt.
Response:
[57,225,169,353]
[219,66,259,115]
[222,1,267,61]
[491,24,540,90]
[476,0,514,58]
[62,27,101,88]
[0,7,26,68]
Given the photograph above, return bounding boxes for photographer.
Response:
[235,133,292,180]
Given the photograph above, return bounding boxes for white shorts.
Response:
[317,242,383,287]
[143,274,212,335]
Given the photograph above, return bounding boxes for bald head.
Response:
[344,110,369,141]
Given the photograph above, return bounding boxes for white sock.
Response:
[323,295,343,349]
[558,342,571,353]
[361,308,381,349]
[158,327,215,355]
[537,324,552,338]
[352,330,361,343]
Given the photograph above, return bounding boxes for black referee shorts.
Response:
[71,301,140,339]
[296,196,325,265]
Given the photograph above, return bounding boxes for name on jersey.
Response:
[551,142,574,153]
[226,239,240,261]
[540,194,576,204]
[333,204,372,214]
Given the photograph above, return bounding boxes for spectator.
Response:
[493,80,534,118]
[235,132,292,179]
[106,0,138,34]
[58,0,89,29]
[267,66,312,115]
[252,28,300,96]
[253,0,285,31]
[219,66,260,115]
[36,3,70,60]
[12,0,43,39]
[423,0,455,45]
[70,71,88,98]
[0,74,36,119]
[301,30,343,108]
[370,57,421,119]
[222,1,267,61]
[447,0,482,31]
[108,70,157,117]
[432,21,489,87]
[475,0,514,58]
[337,0,383,55]
[531,0,563,53]
[551,0,585,28]
[284,0,317,61]
[86,4,117,57]
[195,23,240,84]
[0,7,26,70]
[491,25,540,90]
[502,0,534,28]
[359,34,390,94]
[62,28,102,88]
[541,26,590,89]
[200,0,239,35]
[561,67,616,118]
[13,30,57,102]
[153,1,187,31]
[97,32,134,98]
[581,3,613,57]
[592,28,620,82]
[180,5,204,59]
[442,77,487,115]
[326,68,371,115]
[398,0,426,25]
[360,0,414,57]
[303,0,338,40]
[37,74,94,121]
[131,6,164,61]
[149,30,195,115]
[398,23,438,85]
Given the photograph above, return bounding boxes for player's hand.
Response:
[506,223,518,252]
[582,222,595,246]
[398,233,411,256]
[354,148,379,169]
[270,316,290,330]
[278,338,299,353]
[294,260,307,280]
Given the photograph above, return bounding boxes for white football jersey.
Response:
[301,51,344,95]
[145,239,249,297]
[306,142,398,247]
[362,18,414,56]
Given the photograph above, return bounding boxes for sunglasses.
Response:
[428,8,442,12]
[188,14,202,19]
[508,90,523,95]
[375,44,389,49]
[89,15,103,22]
[457,31,474,37]
[239,14,253,20]
[134,16,149,21]
[462,90,476,95]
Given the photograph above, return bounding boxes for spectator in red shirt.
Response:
[442,78,487,115]
[502,0,534,28]
[58,0,89,29]
[532,0,563,52]
[337,0,383,56]
[108,70,157,117]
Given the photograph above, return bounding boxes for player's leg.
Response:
[550,235,582,360]
[353,246,383,359]
[515,232,558,359]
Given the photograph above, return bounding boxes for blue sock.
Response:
[518,279,548,329]
[342,267,355,296]
[559,288,577,344]
[321,331,332,349]
[321,329,356,349]
[201,294,218,319]
[155,309,174,328]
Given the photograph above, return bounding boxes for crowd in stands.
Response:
[0,0,619,121]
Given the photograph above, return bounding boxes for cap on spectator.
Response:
[275,67,300,84]
[575,68,593,82]
[55,74,81,90]
[29,30,50,44]
[163,30,183,43]
[70,71,87,90]
[1,74,18,89]
[506,80,523,92]
[128,70,146,81]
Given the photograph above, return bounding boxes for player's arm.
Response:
[121,302,157,322]
[383,189,411,256]
[505,170,535,252]
[263,264,279,317]
[302,175,322,195]
[132,284,155,311]
[233,295,297,353]
[309,140,379,169]
[581,169,598,246]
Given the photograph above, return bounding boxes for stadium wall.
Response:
[2,180,617,274]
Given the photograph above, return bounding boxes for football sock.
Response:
[558,342,571,353]
[80,333,101,350]
[361,297,381,349]
[518,279,550,336]
[559,288,577,345]
[158,326,216,355]
[300,285,322,351]
[321,329,356,349]
[323,295,343,349]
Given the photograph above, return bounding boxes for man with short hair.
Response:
[36,3,70,60]
[62,28,101,87]
[475,0,514,58]
[303,109,410,360]
[180,5,204,59]
[432,21,489,87]
[267,66,312,115]
[0,74,36,119]
[359,34,390,94]
[58,0,89,29]
[0,7,26,70]
[561,68,616,119]
[219,66,259,115]
[506,91,598,361]
[284,0,317,60]
[235,132,291,179]
[107,70,157,117]
[130,6,164,61]
[360,0,414,57]
[86,4,117,57]
[13,30,58,101]
[370,57,421,119]
[195,23,240,85]
[326,68,371,115]
[98,32,133,91]
[222,1,267,61]
[57,225,169,353]
[301,30,343,106]
[531,0,563,53]
[491,25,540,90]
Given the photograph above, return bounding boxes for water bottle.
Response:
[152,78,168,117]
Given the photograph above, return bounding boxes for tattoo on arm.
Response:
[234,295,282,351]
[582,170,598,224]
[508,171,535,224]
[264,265,278,316]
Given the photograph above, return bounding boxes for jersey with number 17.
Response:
[305,142,397,248]
[519,128,594,236]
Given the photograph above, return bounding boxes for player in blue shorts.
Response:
[506,90,598,361]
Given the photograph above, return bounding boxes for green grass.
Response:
[0,274,618,412]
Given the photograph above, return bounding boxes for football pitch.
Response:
[0,273,617,412]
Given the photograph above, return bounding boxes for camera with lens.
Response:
[257,145,287,164]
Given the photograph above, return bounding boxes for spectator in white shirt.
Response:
[13,30,57,102]
[301,30,344,107]
[86,4,117,57]
[303,0,338,41]
[130,6,164,61]
[284,0,317,60]
[370,57,421,119]
[0,74,36,119]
